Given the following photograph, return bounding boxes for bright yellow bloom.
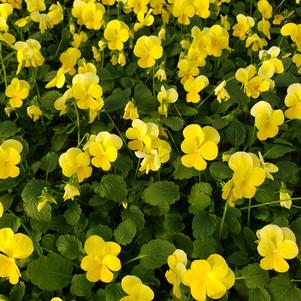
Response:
[255,152,278,180]
[246,34,267,52]
[172,0,195,25]
[258,46,284,78]
[134,10,154,31]
[281,23,301,52]
[177,58,200,85]
[59,148,92,183]
[0,4,13,32]
[284,83,301,119]
[292,53,301,74]
[194,0,210,19]
[85,132,123,171]
[27,105,42,122]
[63,183,80,201]
[5,78,30,108]
[0,139,23,180]
[133,35,163,68]
[47,2,63,26]
[1,0,22,9]
[0,32,16,47]
[126,0,149,14]
[37,188,57,212]
[120,275,154,301]
[60,47,81,75]
[104,20,129,51]
[71,31,88,48]
[0,202,3,218]
[155,67,167,81]
[183,254,235,301]
[14,39,44,74]
[232,14,255,40]
[123,101,139,120]
[257,0,272,19]
[45,68,65,89]
[50,298,63,301]
[184,75,209,103]
[30,12,52,33]
[25,0,46,12]
[280,183,292,209]
[54,88,72,116]
[165,249,187,299]
[157,86,178,116]
[250,101,284,140]
[214,80,230,103]
[257,18,271,40]
[273,14,284,25]
[15,16,31,28]
[181,124,220,171]
[81,235,121,283]
[256,224,298,272]
[0,228,33,284]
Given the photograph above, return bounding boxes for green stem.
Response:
[173,103,186,125]
[124,254,148,266]
[164,126,180,154]
[219,201,228,238]
[247,198,251,227]
[235,277,247,280]
[291,279,301,282]
[73,103,81,145]
[0,42,8,88]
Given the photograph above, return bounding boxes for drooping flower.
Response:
[256,224,298,272]
[279,182,292,209]
[280,23,301,52]
[183,254,235,301]
[214,80,230,103]
[157,86,178,116]
[257,0,273,19]
[120,275,154,301]
[81,235,121,283]
[181,124,220,171]
[284,83,301,119]
[63,183,80,201]
[37,188,57,212]
[5,78,30,108]
[27,105,42,122]
[0,228,33,284]
[123,101,139,120]
[0,3,13,32]
[232,14,255,40]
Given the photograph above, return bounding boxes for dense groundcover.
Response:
[1,0,301,300]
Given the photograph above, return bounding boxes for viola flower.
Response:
[37,188,57,212]
[0,3,13,32]
[257,0,273,19]
[120,275,154,301]
[258,46,284,78]
[133,35,163,68]
[81,235,121,283]
[214,80,230,103]
[63,183,80,201]
[155,67,167,81]
[292,53,301,74]
[181,124,220,171]
[123,101,139,120]
[0,139,23,180]
[85,131,123,171]
[232,14,255,40]
[279,182,292,209]
[284,83,301,119]
[178,58,200,85]
[25,0,46,12]
[0,202,3,218]
[183,254,235,301]
[250,101,284,140]
[254,152,278,180]
[0,228,33,284]
[257,18,271,40]
[157,86,178,116]
[60,47,81,75]
[5,78,30,108]
[59,147,92,183]
[172,0,195,25]
[133,10,154,31]
[104,20,129,51]
[204,24,229,57]
[281,23,301,52]
[256,224,299,272]
[183,75,209,103]
[165,249,187,299]
[245,33,267,52]
[48,2,64,27]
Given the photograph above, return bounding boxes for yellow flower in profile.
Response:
[273,14,284,25]
[281,23,301,52]
[165,249,187,299]
[48,2,64,26]
[257,18,271,40]
[246,33,267,52]
[37,188,57,212]
[63,183,80,201]
[0,139,23,180]
[279,185,292,209]
[27,105,42,122]
[183,254,235,301]
[0,202,3,218]
[5,78,30,108]
[45,68,65,89]
[254,151,278,180]
[157,86,178,116]
[60,47,81,75]
[123,101,139,120]
[81,235,121,283]
[85,131,123,171]
[0,228,33,284]
[25,0,46,12]
[250,101,284,140]
[59,148,92,183]
[258,46,284,78]
[284,83,301,119]
[120,275,154,301]
[0,3,13,32]
[133,10,154,31]
[133,35,163,68]
[71,31,88,48]
[14,39,44,74]
[155,67,167,81]
[256,224,299,272]
[104,20,129,51]
[292,53,301,74]
[181,124,220,171]
[214,80,230,103]
[184,75,209,103]
[232,14,255,40]
[257,0,273,19]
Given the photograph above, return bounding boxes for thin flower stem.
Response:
[291,279,301,282]
[0,43,7,88]
[173,103,186,125]
[219,201,228,238]
[247,198,251,227]
[240,197,301,210]
[124,254,148,265]
[73,103,81,145]
[235,277,247,280]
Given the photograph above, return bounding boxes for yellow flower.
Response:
[45,68,65,89]
[193,0,210,19]
[81,235,121,283]
[134,10,154,31]
[0,228,33,284]
[50,298,63,301]
[157,86,178,116]
[246,33,267,52]
[214,80,230,103]
[5,78,30,108]
[133,35,163,68]
[165,249,187,299]
[60,47,81,75]
[177,58,200,85]
[256,224,298,272]
[37,188,57,212]
[59,147,92,183]
[14,39,44,74]
[1,0,22,9]
[15,16,31,27]
[71,31,88,48]
[54,88,72,116]
[255,152,278,180]
[30,12,52,33]
[258,46,284,78]
[257,18,271,40]
[292,53,301,74]
[85,132,123,171]
[284,83,301,119]
[104,20,129,51]
[155,67,167,81]
[279,186,292,209]
[172,0,195,25]
[272,14,284,25]
[0,202,3,218]
[0,32,16,47]
[183,254,235,301]
[47,2,64,26]
[0,139,23,180]
[27,105,42,122]
[184,75,209,103]
[25,0,46,12]
[250,101,284,140]
[232,14,255,40]
[120,275,154,301]
[63,183,80,201]
[0,3,13,32]
[281,23,301,52]
[123,101,139,120]
[257,0,273,19]
[181,124,220,171]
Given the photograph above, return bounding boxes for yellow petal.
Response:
[102,255,121,272]
[121,275,142,295]
[84,235,105,256]
[278,240,299,259]
[11,233,34,259]
[199,141,218,161]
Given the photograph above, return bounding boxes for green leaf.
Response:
[264,144,296,159]
[94,175,127,203]
[241,263,269,289]
[23,198,52,222]
[274,73,298,87]
[163,213,184,233]
[172,157,198,180]
[249,288,271,301]
[56,234,83,260]
[0,178,18,192]
[121,206,145,232]
[192,238,219,259]
[142,181,180,208]
[134,83,156,112]
[40,152,58,173]
[269,274,301,301]
[0,213,20,232]
[226,120,246,148]
[192,211,217,239]
[0,121,20,141]
[9,281,25,301]
[139,239,175,269]
[227,80,250,106]
[70,274,93,297]
[161,117,184,131]
[27,253,73,291]
[104,88,131,112]
[188,183,212,214]
[209,162,232,180]
[64,202,82,226]
[21,180,49,203]
[86,225,113,241]
[114,219,137,245]
[40,90,61,113]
